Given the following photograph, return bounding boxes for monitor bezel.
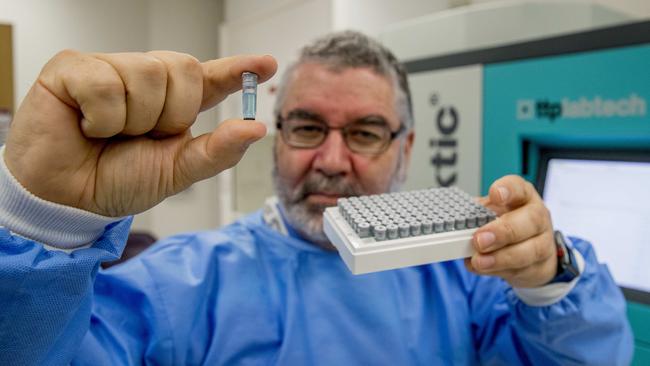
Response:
[536,147,650,305]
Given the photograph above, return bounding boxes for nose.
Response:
[312,130,352,177]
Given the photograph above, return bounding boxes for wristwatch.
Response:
[548,230,580,284]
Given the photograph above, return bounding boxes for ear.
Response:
[403,129,415,162]
[398,129,415,182]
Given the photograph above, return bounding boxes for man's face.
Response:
[273,62,414,246]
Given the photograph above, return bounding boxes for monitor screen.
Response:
[539,152,650,302]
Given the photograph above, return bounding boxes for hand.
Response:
[465,175,557,288]
[4,50,277,217]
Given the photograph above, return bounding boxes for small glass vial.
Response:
[242,72,258,120]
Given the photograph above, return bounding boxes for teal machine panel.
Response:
[483,43,650,187]
[483,43,650,364]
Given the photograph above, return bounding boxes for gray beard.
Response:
[272,147,406,249]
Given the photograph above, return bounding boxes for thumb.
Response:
[173,119,267,188]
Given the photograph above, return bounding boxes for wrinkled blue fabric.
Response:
[0,211,633,365]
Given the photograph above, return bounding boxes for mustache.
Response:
[289,173,364,204]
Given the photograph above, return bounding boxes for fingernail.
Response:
[497,186,510,203]
[476,255,495,269]
[476,231,495,251]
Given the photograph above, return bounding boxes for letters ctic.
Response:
[429,106,458,187]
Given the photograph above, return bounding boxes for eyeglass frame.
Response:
[275,109,407,155]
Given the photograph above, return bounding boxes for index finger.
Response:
[200,54,278,111]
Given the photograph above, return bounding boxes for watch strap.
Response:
[548,230,581,284]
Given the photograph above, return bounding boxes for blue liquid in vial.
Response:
[243,92,256,120]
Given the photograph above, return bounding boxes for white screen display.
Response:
[543,158,650,293]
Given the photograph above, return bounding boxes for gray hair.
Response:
[273,30,414,130]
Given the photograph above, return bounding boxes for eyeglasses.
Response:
[276,110,406,155]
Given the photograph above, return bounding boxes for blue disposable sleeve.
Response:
[469,238,634,365]
[0,218,132,366]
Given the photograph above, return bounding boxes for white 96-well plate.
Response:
[323,187,495,275]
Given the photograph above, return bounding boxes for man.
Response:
[0,31,632,365]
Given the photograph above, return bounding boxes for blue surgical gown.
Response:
[0,211,633,365]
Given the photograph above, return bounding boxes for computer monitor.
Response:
[537,149,650,304]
